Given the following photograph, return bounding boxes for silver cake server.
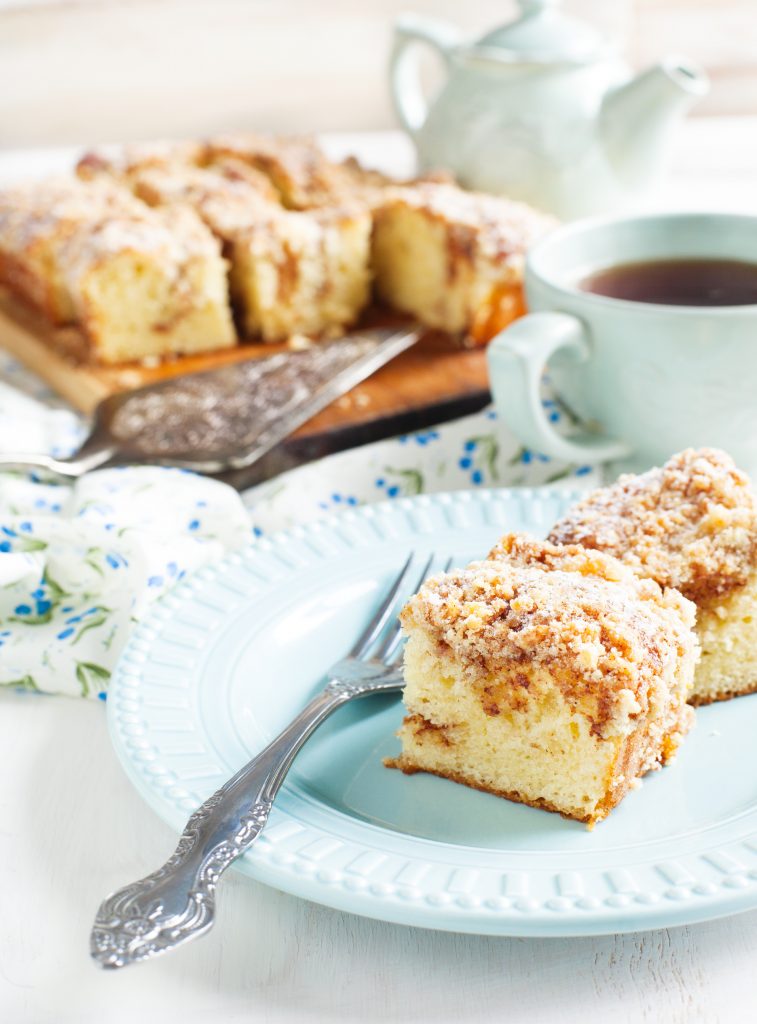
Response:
[0,327,418,479]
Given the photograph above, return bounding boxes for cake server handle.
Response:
[0,446,113,478]
[0,419,116,477]
[90,674,398,970]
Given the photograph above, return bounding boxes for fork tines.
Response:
[352,553,454,667]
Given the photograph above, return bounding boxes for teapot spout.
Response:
[600,58,709,188]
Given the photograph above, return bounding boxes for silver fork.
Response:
[90,551,449,970]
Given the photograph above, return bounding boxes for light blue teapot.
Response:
[389,0,709,218]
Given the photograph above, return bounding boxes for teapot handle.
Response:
[389,14,461,138]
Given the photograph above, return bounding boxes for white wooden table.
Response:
[3,121,757,1024]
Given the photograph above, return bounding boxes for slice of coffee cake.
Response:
[0,177,235,363]
[372,182,553,342]
[548,448,757,705]
[0,177,147,324]
[391,535,697,826]
[129,162,372,342]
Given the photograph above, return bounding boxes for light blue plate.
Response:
[109,489,757,936]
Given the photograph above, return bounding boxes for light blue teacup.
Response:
[487,212,757,475]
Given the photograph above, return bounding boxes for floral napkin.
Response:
[0,353,599,699]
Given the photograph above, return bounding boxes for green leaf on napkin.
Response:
[75,661,111,699]
[467,435,500,481]
[1,675,39,692]
[71,609,111,646]
[10,607,55,625]
[16,538,48,553]
[383,467,424,496]
[44,573,66,602]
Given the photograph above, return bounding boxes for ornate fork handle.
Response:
[91,673,396,969]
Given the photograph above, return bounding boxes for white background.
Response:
[1,0,755,148]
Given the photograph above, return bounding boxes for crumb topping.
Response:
[0,177,220,278]
[77,140,205,180]
[548,448,757,603]
[203,133,393,210]
[132,162,280,217]
[130,164,280,239]
[401,534,697,732]
[126,162,369,253]
[0,177,145,252]
[487,532,633,583]
[205,133,340,206]
[376,183,555,263]
[77,134,343,208]
[78,136,453,214]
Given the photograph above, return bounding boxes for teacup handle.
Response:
[487,312,632,464]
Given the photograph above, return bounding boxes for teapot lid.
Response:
[472,0,607,65]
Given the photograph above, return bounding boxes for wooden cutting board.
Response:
[0,296,491,430]
[0,296,493,486]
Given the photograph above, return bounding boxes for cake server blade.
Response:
[0,327,419,479]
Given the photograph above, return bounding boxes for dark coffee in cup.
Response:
[579,257,757,307]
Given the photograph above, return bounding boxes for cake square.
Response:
[392,534,697,826]
[64,204,236,363]
[0,177,147,325]
[227,203,372,342]
[371,183,554,342]
[0,177,236,363]
[548,448,757,705]
[128,162,372,342]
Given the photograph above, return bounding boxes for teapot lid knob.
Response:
[473,0,607,64]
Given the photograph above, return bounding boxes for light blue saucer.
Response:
[108,489,757,936]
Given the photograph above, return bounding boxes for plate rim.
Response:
[107,486,757,937]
